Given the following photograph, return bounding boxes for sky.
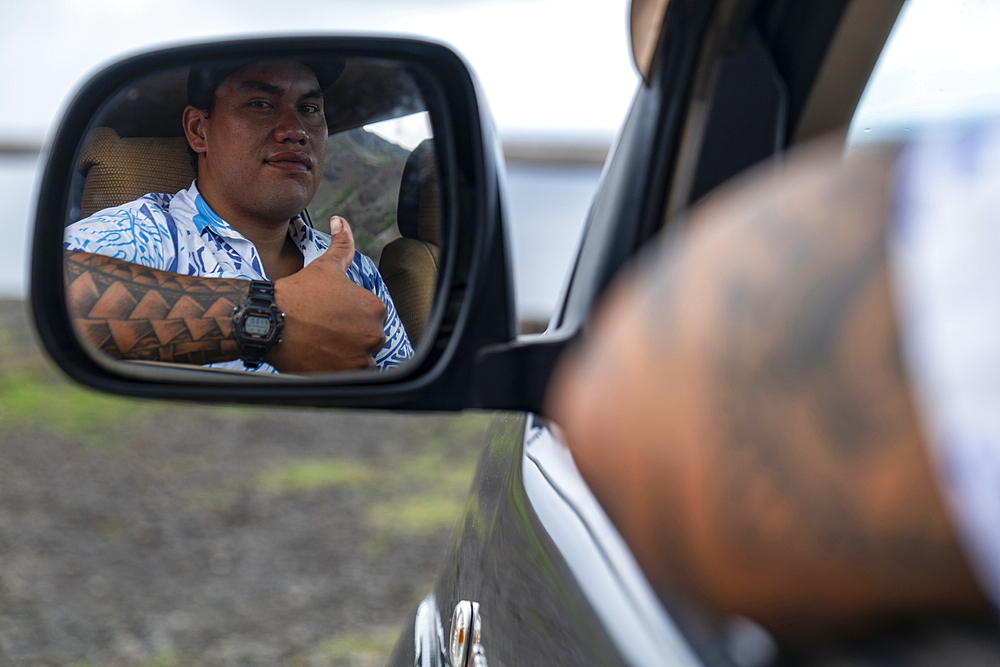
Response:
[4,0,1000,143]
[0,0,638,146]
[849,0,1000,141]
[5,0,1000,146]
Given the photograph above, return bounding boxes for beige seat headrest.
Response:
[379,139,441,345]
[78,127,195,218]
[395,139,439,245]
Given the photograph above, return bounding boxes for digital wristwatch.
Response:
[231,280,284,369]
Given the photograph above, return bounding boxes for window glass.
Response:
[849,0,1000,144]
[307,113,434,262]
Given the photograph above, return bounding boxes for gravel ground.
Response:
[0,300,492,667]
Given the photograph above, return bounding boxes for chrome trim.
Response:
[449,600,473,667]
[468,640,489,667]
[521,418,702,667]
[470,600,482,647]
[415,593,446,667]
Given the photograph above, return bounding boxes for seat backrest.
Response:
[379,140,440,345]
[395,139,440,246]
[78,127,195,218]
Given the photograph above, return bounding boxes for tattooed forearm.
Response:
[672,143,984,625]
[64,251,249,365]
[552,140,987,636]
[714,165,899,562]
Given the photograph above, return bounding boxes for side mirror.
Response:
[31,36,518,410]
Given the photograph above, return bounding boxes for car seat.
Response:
[378,139,440,346]
[77,127,195,218]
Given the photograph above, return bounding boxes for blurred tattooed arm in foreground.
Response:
[548,138,990,638]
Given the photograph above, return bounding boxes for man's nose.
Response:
[273,106,309,144]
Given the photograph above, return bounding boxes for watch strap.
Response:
[233,280,283,369]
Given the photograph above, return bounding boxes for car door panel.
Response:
[391,413,630,667]
[390,413,752,667]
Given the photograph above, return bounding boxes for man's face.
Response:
[185,60,328,225]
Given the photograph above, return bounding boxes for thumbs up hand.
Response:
[269,217,387,372]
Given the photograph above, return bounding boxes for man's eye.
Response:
[249,100,272,109]
[301,104,321,114]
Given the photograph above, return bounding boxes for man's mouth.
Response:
[264,152,312,173]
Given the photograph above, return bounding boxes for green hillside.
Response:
[307,128,411,263]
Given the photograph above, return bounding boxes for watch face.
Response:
[243,313,274,338]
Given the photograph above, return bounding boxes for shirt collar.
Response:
[169,181,240,238]
[288,216,331,265]
[171,180,329,262]
[192,189,228,234]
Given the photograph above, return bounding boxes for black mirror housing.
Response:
[32,36,517,410]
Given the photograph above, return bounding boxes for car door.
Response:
[393,1,945,666]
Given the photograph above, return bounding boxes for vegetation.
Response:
[307,127,410,263]
[0,300,493,667]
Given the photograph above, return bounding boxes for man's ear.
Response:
[182,106,209,154]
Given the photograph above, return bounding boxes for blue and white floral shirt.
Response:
[64,181,413,372]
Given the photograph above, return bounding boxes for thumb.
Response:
[320,216,356,274]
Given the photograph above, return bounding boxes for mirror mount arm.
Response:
[472,331,579,414]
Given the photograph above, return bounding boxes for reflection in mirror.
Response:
[62,56,441,378]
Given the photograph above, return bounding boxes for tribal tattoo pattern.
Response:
[589,143,988,629]
[64,250,249,365]
[687,145,983,620]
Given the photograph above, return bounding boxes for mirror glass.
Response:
[62,55,442,378]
